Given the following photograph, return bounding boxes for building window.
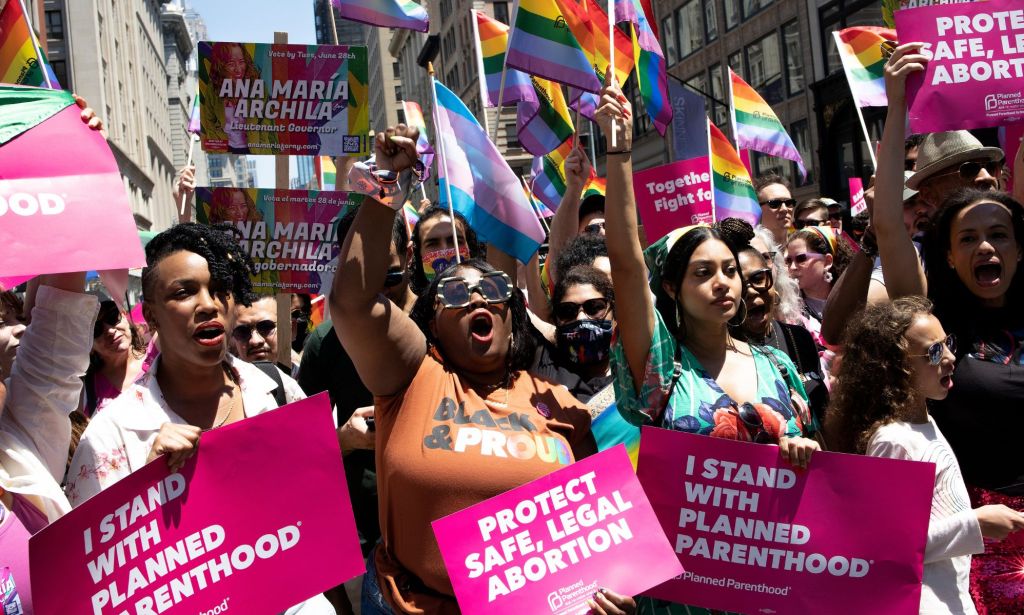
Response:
[494,1,509,24]
[742,0,773,20]
[790,119,813,185]
[751,151,792,185]
[677,1,703,59]
[728,50,743,79]
[704,0,718,42]
[45,10,64,39]
[782,21,804,97]
[392,61,400,79]
[50,60,68,90]
[724,0,741,30]
[661,15,678,65]
[505,123,520,149]
[709,64,727,128]
[744,31,783,105]
[395,85,402,100]
[626,77,651,138]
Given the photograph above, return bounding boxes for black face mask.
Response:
[555,319,613,366]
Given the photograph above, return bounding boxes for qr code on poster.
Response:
[343,136,362,153]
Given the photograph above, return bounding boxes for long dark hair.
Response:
[409,258,536,375]
[923,188,1024,341]
[410,206,483,294]
[826,296,933,454]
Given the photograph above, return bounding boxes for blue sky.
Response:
[189,0,318,186]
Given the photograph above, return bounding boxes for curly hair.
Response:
[555,234,607,280]
[409,258,536,378]
[786,226,855,285]
[552,265,614,311]
[922,188,1024,342]
[410,206,483,295]
[142,222,256,306]
[825,296,934,454]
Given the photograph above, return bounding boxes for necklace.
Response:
[203,383,238,432]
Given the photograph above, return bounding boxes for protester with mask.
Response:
[875,42,1024,612]
[408,206,482,295]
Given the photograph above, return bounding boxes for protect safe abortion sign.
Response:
[29,394,365,615]
[896,0,1024,132]
[433,446,683,615]
[195,187,361,294]
[198,42,370,156]
[632,158,713,244]
[637,427,935,615]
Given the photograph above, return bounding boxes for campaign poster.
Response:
[198,42,370,156]
[633,158,714,244]
[195,187,361,294]
[637,427,934,615]
[432,446,683,615]
[896,0,1024,132]
[30,393,364,615]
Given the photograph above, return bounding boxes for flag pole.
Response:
[707,117,716,224]
[607,0,617,150]
[428,64,462,264]
[853,102,878,171]
[179,134,198,218]
[22,0,53,88]
[470,10,491,136]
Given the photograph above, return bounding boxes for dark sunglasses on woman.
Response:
[384,267,405,288]
[232,320,277,342]
[436,272,513,309]
[735,402,775,444]
[93,307,123,339]
[909,335,956,365]
[555,298,611,322]
[792,218,828,230]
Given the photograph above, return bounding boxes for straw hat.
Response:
[906,131,1003,190]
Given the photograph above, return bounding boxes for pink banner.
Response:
[196,187,361,294]
[897,0,1024,133]
[633,158,713,244]
[849,177,867,216]
[432,446,683,615]
[30,393,364,615]
[1002,122,1024,193]
[0,105,145,283]
[637,427,934,615]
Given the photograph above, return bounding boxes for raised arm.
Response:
[874,43,930,299]
[546,141,590,283]
[331,127,427,396]
[595,76,654,394]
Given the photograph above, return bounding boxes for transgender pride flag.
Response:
[433,80,545,263]
[332,0,428,32]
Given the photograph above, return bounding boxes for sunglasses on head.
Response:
[759,198,796,210]
[93,307,123,338]
[745,267,774,292]
[232,320,276,343]
[436,272,513,309]
[584,221,606,234]
[784,252,824,267]
[384,268,405,288]
[934,160,1003,181]
[735,403,776,444]
[555,298,611,322]
[793,218,828,230]
[909,334,956,365]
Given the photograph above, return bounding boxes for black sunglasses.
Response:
[384,268,405,288]
[555,298,611,322]
[93,307,123,339]
[290,309,309,321]
[436,272,513,309]
[934,160,1003,181]
[745,268,774,292]
[232,319,276,342]
[793,218,828,230]
[735,402,775,444]
[584,222,606,234]
[759,198,796,210]
[909,334,956,365]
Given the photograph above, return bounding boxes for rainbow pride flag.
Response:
[507,0,602,93]
[332,0,428,32]
[309,295,326,329]
[729,68,806,179]
[629,3,671,135]
[315,156,337,190]
[530,137,604,211]
[580,0,635,86]
[0,0,59,88]
[833,27,896,108]
[434,79,545,263]
[187,94,200,134]
[710,119,760,224]
[473,10,534,107]
[517,77,574,156]
[401,100,434,177]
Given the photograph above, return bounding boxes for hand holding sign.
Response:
[883,42,930,109]
[146,423,202,472]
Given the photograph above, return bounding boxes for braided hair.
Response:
[142,223,255,306]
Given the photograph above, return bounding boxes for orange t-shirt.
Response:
[373,352,596,614]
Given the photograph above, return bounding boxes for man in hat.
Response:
[906,130,1003,212]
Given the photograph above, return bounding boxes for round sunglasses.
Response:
[232,320,277,343]
[436,272,513,309]
[555,297,611,322]
[734,403,775,444]
[909,334,956,365]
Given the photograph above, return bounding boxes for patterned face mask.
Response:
[422,246,471,282]
[556,319,613,366]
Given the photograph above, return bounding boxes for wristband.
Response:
[348,158,420,209]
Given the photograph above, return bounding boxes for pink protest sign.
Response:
[196,187,361,294]
[30,393,364,615]
[637,427,935,615]
[633,158,713,244]
[1002,122,1024,192]
[432,445,683,615]
[896,0,1024,133]
[849,177,867,216]
[0,87,145,284]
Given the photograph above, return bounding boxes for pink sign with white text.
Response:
[29,393,364,615]
[896,0,1024,133]
[849,177,867,216]
[633,158,713,244]
[432,445,683,615]
[637,427,934,615]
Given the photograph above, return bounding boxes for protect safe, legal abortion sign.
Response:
[433,446,682,614]
[637,427,935,615]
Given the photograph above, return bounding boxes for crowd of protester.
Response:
[3,41,1024,615]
